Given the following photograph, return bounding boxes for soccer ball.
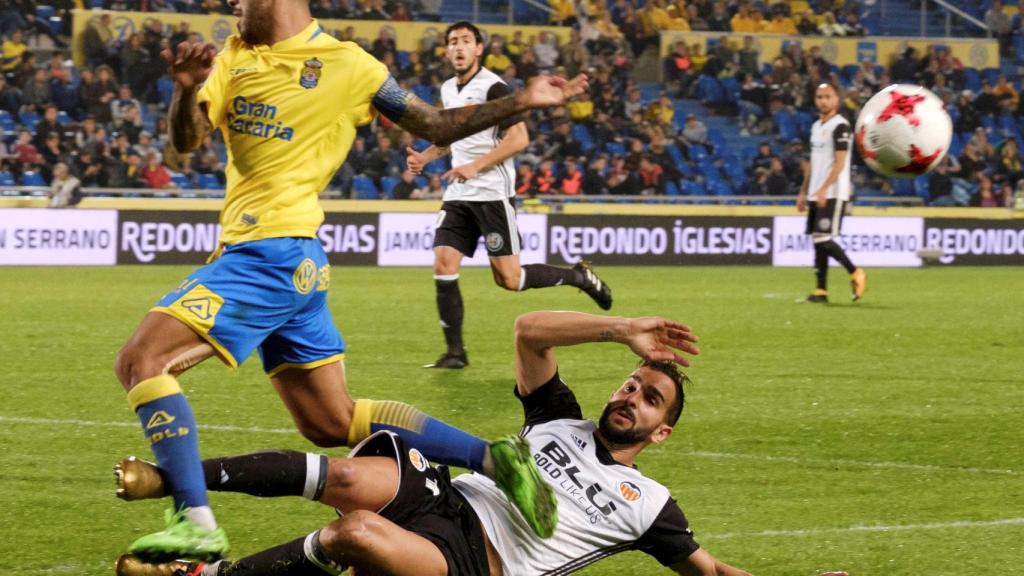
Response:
[854,84,952,179]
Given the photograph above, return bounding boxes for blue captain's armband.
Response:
[371,75,412,123]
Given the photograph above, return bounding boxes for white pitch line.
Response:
[684,450,1021,476]
[0,415,295,435]
[703,517,1024,541]
[1,415,1019,477]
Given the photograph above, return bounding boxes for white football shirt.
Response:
[808,113,852,202]
[439,66,518,202]
[454,375,699,575]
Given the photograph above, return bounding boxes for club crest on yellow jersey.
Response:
[300,58,322,89]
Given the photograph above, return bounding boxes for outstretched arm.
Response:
[373,74,588,147]
[671,549,752,576]
[513,311,699,397]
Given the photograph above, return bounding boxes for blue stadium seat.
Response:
[396,51,410,69]
[423,160,447,176]
[157,77,175,108]
[773,110,798,142]
[19,111,40,131]
[707,129,728,153]
[983,67,1000,85]
[682,180,705,196]
[891,178,915,197]
[700,164,724,183]
[56,110,71,126]
[688,144,709,161]
[708,181,733,196]
[20,171,46,186]
[352,175,379,199]
[198,173,221,189]
[0,172,15,186]
[380,176,399,198]
[0,110,14,134]
[35,4,54,18]
[914,175,930,200]
[964,68,981,92]
[695,76,724,106]
[664,180,681,196]
[719,76,740,103]
[414,175,428,188]
[170,174,192,188]
[605,141,626,156]
[412,84,435,104]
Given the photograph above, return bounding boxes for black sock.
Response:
[521,264,581,290]
[821,240,857,274]
[203,451,328,500]
[814,243,828,290]
[435,277,464,355]
[214,531,347,575]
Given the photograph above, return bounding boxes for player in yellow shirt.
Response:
[113,0,588,563]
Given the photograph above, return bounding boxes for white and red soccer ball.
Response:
[854,84,953,179]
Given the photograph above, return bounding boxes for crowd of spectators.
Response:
[0,0,1022,207]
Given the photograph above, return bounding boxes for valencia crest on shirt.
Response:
[300,58,322,89]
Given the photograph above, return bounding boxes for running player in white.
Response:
[114,311,851,576]
[407,22,613,370]
[797,82,867,304]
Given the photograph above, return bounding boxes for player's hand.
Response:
[519,74,590,110]
[796,194,807,212]
[816,192,828,209]
[624,317,700,367]
[161,41,217,91]
[406,147,427,175]
[443,163,479,183]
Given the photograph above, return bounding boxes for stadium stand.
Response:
[0,0,1021,208]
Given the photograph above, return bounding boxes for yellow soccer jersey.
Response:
[198,20,388,244]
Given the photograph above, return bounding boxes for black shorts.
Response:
[806,198,848,242]
[433,199,521,258]
[349,431,490,576]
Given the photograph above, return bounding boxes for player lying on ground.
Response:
[115,0,590,562]
[406,22,613,370]
[117,311,848,576]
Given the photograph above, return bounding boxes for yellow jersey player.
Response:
[113,0,588,562]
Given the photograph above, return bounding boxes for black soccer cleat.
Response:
[802,289,829,304]
[424,351,469,369]
[573,261,612,310]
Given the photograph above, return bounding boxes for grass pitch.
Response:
[0,265,1022,575]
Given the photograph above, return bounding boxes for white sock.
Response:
[185,505,217,530]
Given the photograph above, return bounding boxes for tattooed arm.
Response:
[513,311,700,396]
[373,74,588,148]
[160,42,217,153]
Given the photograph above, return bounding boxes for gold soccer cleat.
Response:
[115,457,168,501]
[114,555,196,576]
[850,268,867,302]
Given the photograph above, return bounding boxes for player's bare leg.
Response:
[271,361,353,447]
[115,312,228,561]
[426,246,468,369]
[117,511,449,576]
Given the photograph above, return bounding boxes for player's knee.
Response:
[322,510,384,556]
[113,345,161,391]
[326,458,362,489]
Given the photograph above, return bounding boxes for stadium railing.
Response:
[0,187,926,207]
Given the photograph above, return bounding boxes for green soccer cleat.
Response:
[128,508,229,563]
[489,435,558,538]
[114,554,199,576]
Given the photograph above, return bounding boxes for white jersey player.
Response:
[406,21,612,371]
[798,83,867,304]
[113,311,854,576]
